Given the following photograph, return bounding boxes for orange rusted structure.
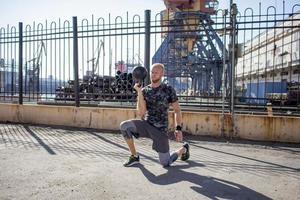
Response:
[160,0,219,57]
[163,0,218,13]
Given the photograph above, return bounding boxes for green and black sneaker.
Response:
[181,142,190,161]
[123,155,140,167]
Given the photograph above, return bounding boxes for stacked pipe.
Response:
[115,70,135,99]
[55,71,136,100]
[92,75,115,99]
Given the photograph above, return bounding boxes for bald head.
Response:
[151,63,165,73]
[150,63,165,84]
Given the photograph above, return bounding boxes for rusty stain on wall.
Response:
[0,103,299,143]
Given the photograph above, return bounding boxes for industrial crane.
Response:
[25,40,46,93]
[153,0,229,95]
[87,39,104,76]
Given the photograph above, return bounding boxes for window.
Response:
[293,69,300,74]
[205,0,218,9]
[280,71,288,76]
[270,72,277,77]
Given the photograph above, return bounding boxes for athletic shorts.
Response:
[120,119,169,153]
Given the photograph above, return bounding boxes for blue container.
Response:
[246,81,287,104]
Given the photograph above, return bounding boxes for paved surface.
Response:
[0,123,299,200]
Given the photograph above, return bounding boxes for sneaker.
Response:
[123,155,140,167]
[181,142,190,161]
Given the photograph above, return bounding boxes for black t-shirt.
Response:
[142,83,178,133]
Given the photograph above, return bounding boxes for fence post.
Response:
[72,16,80,107]
[221,9,228,137]
[144,10,151,85]
[18,22,23,105]
[230,3,238,137]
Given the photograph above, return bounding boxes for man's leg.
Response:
[125,138,137,156]
[175,146,186,158]
[120,120,139,154]
[158,144,189,167]
[120,120,141,167]
[158,152,177,167]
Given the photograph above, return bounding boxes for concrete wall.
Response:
[0,103,299,143]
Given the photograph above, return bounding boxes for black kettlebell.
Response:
[132,66,147,86]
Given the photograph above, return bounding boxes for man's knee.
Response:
[120,120,136,139]
[120,120,131,131]
[158,152,178,167]
[159,159,170,167]
[158,152,171,167]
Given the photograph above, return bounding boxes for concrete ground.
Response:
[0,123,299,200]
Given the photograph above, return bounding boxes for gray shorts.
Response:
[120,119,169,153]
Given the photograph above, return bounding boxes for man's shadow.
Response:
[136,160,271,200]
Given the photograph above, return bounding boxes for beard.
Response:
[151,78,161,83]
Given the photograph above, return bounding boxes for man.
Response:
[120,63,190,167]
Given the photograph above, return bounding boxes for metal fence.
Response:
[0,2,300,116]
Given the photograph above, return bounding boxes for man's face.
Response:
[150,66,164,84]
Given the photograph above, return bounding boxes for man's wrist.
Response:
[175,125,182,131]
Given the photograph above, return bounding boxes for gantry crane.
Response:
[153,0,229,95]
[87,39,104,76]
[25,40,46,93]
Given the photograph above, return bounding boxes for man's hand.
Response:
[174,130,183,142]
[133,83,142,93]
[134,82,146,117]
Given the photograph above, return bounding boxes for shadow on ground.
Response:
[135,162,272,200]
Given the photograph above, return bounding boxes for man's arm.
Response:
[134,83,147,117]
[171,100,183,142]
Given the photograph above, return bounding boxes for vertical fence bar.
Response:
[221,9,228,137]
[230,4,238,136]
[144,10,151,85]
[18,22,23,104]
[73,16,80,107]
[109,14,112,77]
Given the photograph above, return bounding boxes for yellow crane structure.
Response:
[153,0,228,94]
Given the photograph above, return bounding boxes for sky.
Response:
[0,0,300,28]
[0,0,299,79]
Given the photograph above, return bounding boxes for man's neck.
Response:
[151,81,161,88]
